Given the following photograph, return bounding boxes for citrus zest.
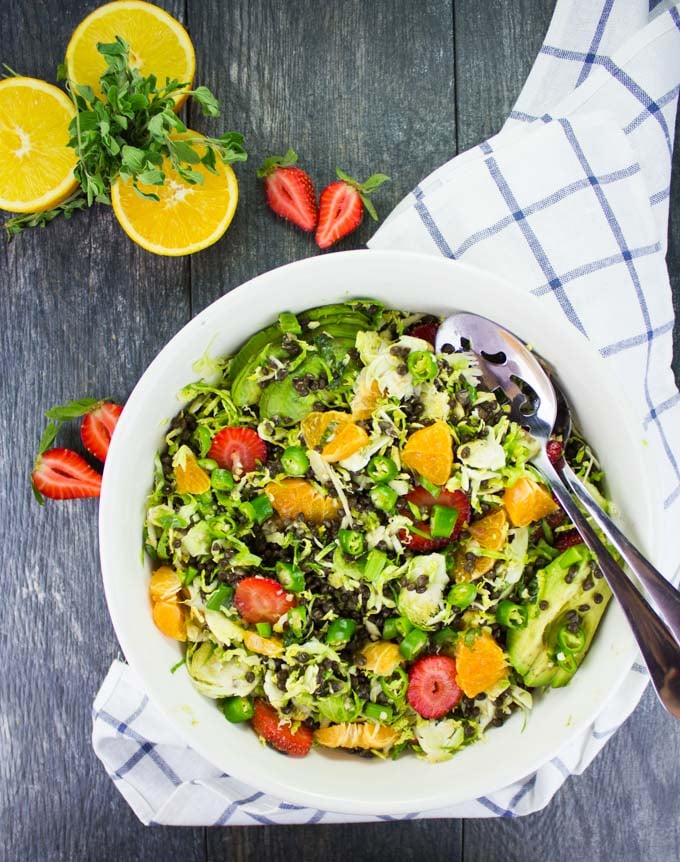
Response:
[401,420,453,486]
[0,77,78,213]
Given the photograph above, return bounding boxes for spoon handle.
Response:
[537,454,680,719]
[560,463,680,646]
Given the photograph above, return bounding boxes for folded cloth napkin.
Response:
[93,0,680,825]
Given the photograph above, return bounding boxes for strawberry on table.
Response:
[208,427,267,476]
[257,149,318,231]
[31,448,102,502]
[315,168,389,249]
[407,654,463,719]
[234,576,297,624]
[81,401,123,462]
[251,698,313,757]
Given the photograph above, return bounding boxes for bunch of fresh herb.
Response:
[5,36,247,238]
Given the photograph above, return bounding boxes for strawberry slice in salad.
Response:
[399,486,471,552]
[251,699,313,757]
[208,427,267,476]
[234,576,297,624]
[407,654,463,719]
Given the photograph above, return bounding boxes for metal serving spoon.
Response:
[436,311,680,718]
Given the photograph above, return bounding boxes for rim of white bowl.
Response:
[99,249,661,815]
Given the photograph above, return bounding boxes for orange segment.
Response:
[455,508,510,580]
[111,131,238,256]
[65,0,195,106]
[174,453,211,494]
[149,565,183,602]
[351,380,383,420]
[243,630,284,657]
[314,722,400,750]
[321,422,370,463]
[503,476,558,527]
[152,597,187,641]
[455,631,507,698]
[301,411,352,449]
[265,479,341,523]
[0,77,78,213]
[361,641,403,676]
[401,420,453,486]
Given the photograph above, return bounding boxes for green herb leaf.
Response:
[6,36,247,238]
[44,397,101,421]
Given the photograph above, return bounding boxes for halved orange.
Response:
[0,77,78,213]
[455,631,507,698]
[265,479,341,523]
[401,420,453,486]
[111,131,238,255]
[65,0,195,106]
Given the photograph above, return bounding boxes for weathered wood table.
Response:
[2,1,679,860]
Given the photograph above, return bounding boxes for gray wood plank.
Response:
[0,1,205,859]
[454,0,556,151]
[187,0,457,316]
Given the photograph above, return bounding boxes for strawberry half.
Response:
[315,168,390,249]
[251,698,313,757]
[208,427,267,476]
[257,149,318,231]
[407,654,463,719]
[32,448,102,502]
[234,576,297,624]
[399,487,471,552]
[81,402,123,462]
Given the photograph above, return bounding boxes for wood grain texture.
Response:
[0,0,678,860]
[186,0,456,315]
[0,1,204,859]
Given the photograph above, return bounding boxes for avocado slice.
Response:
[506,545,611,688]
[227,321,281,385]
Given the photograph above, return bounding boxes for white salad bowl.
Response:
[99,249,659,815]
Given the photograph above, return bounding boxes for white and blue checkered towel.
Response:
[93,0,680,825]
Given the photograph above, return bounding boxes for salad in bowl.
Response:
[143,299,611,763]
